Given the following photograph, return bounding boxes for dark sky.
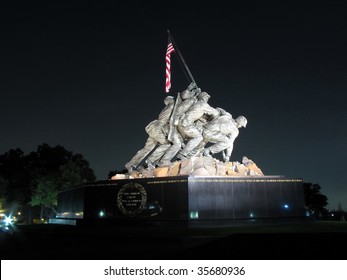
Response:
[1,1,347,209]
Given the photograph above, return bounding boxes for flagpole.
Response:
[167,30,198,89]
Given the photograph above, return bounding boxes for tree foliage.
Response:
[0,148,31,205]
[0,176,8,210]
[30,177,58,212]
[303,182,328,217]
[0,143,96,219]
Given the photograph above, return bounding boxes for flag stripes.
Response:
[165,42,175,93]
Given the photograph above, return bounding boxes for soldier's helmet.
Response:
[164,96,175,105]
[235,116,247,128]
[216,107,226,115]
[180,90,191,100]
[198,91,210,101]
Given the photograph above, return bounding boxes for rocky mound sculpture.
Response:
[112,83,264,179]
[111,156,263,179]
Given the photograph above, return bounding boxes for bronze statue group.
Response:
[125,83,247,173]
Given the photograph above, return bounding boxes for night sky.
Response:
[1,1,347,209]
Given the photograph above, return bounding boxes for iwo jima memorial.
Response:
[52,31,306,226]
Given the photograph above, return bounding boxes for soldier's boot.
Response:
[145,159,156,170]
[125,162,133,173]
[176,152,187,161]
[203,148,212,157]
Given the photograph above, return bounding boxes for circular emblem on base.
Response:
[117,182,147,216]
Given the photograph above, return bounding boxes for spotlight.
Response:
[189,211,199,219]
[4,216,13,225]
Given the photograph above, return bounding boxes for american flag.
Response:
[165,40,175,93]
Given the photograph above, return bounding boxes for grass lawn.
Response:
[1,219,346,260]
[187,220,347,236]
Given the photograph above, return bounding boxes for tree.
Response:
[0,148,31,207]
[61,154,96,185]
[30,177,58,220]
[27,143,75,180]
[0,143,96,221]
[303,182,328,218]
[59,161,84,189]
[0,176,8,210]
[27,144,96,219]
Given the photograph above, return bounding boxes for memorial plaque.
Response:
[117,182,147,216]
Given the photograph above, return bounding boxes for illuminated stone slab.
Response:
[55,176,306,224]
